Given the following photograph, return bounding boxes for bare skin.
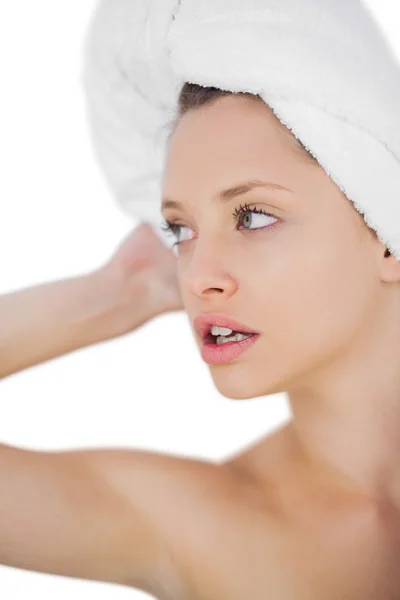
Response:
[2,96,400,598]
[170,431,400,600]
[0,221,183,380]
[160,93,400,598]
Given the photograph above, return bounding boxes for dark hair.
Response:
[172,81,318,164]
[172,82,392,257]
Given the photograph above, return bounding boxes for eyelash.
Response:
[160,202,280,247]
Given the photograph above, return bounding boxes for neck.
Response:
[287,297,400,505]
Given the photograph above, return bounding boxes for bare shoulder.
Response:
[82,447,247,598]
[148,459,273,600]
[0,443,244,600]
[86,438,282,599]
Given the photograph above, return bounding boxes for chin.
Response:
[211,370,287,400]
[212,378,265,401]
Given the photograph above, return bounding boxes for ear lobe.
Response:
[380,248,400,284]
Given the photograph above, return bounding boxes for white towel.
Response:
[80,0,400,259]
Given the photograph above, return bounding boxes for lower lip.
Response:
[200,334,260,365]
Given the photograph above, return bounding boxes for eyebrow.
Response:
[161,179,293,212]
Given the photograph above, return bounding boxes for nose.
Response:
[181,238,238,300]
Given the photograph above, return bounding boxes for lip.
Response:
[193,312,261,340]
[200,333,260,365]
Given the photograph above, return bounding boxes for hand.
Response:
[103,222,184,326]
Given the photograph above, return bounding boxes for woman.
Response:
[3,2,400,600]
[160,81,400,597]
[1,79,400,599]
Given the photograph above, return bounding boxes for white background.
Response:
[0,1,399,598]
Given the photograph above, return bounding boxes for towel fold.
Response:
[80,0,400,259]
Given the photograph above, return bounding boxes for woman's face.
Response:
[161,95,380,400]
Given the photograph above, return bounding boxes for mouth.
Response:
[203,329,258,346]
[193,313,261,348]
[200,329,260,365]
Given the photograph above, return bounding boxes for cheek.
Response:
[250,237,374,364]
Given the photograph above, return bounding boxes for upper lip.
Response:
[193,313,261,340]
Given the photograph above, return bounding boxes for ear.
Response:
[381,247,400,283]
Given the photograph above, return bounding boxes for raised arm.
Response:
[0,442,215,596]
[0,270,126,379]
[0,223,183,380]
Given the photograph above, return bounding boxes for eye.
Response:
[233,202,279,233]
[160,202,280,248]
[160,221,194,247]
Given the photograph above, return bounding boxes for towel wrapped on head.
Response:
[80,0,400,260]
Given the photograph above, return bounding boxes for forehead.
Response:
[163,96,308,193]
[167,95,291,157]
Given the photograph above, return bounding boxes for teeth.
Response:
[208,325,254,345]
[216,333,252,345]
[210,326,233,336]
